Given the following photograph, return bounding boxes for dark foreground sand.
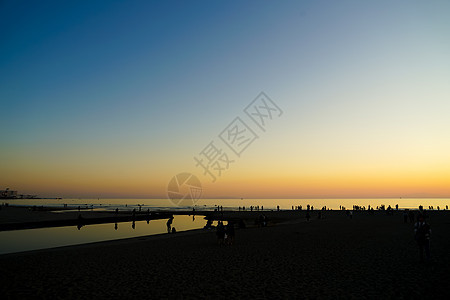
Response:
[1,210,450,299]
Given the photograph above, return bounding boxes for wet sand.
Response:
[1,209,450,299]
[0,206,175,231]
[0,206,114,224]
[0,206,301,231]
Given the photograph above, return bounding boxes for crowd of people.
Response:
[162,204,438,263]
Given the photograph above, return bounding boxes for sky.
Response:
[1,0,450,199]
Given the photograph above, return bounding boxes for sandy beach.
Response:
[1,208,450,299]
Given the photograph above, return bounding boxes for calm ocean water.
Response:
[4,197,450,211]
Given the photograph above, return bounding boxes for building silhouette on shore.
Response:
[1,188,37,199]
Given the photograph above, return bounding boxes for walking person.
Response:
[414,214,431,262]
[216,221,226,245]
[166,216,174,233]
[225,221,235,245]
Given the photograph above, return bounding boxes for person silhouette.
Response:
[216,221,225,245]
[225,221,235,245]
[166,216,174,233]
[414,214,431,262]
[77,214,84,230]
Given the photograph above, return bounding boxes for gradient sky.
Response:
[1,0,449,198]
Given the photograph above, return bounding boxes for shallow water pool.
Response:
[0,215,209,255]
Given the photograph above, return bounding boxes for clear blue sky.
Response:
[1,1,449,198]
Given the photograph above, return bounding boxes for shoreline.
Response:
[0,209,315,257]
[1,203,446,231]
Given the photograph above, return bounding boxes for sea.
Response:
[1,198,448,255]
[3,197,450,211]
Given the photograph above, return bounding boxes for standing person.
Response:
[216,221,225,245]
[414,214,431,262]
[225,221,235,245]
[166,216,174,233]
[408,210,415,223]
